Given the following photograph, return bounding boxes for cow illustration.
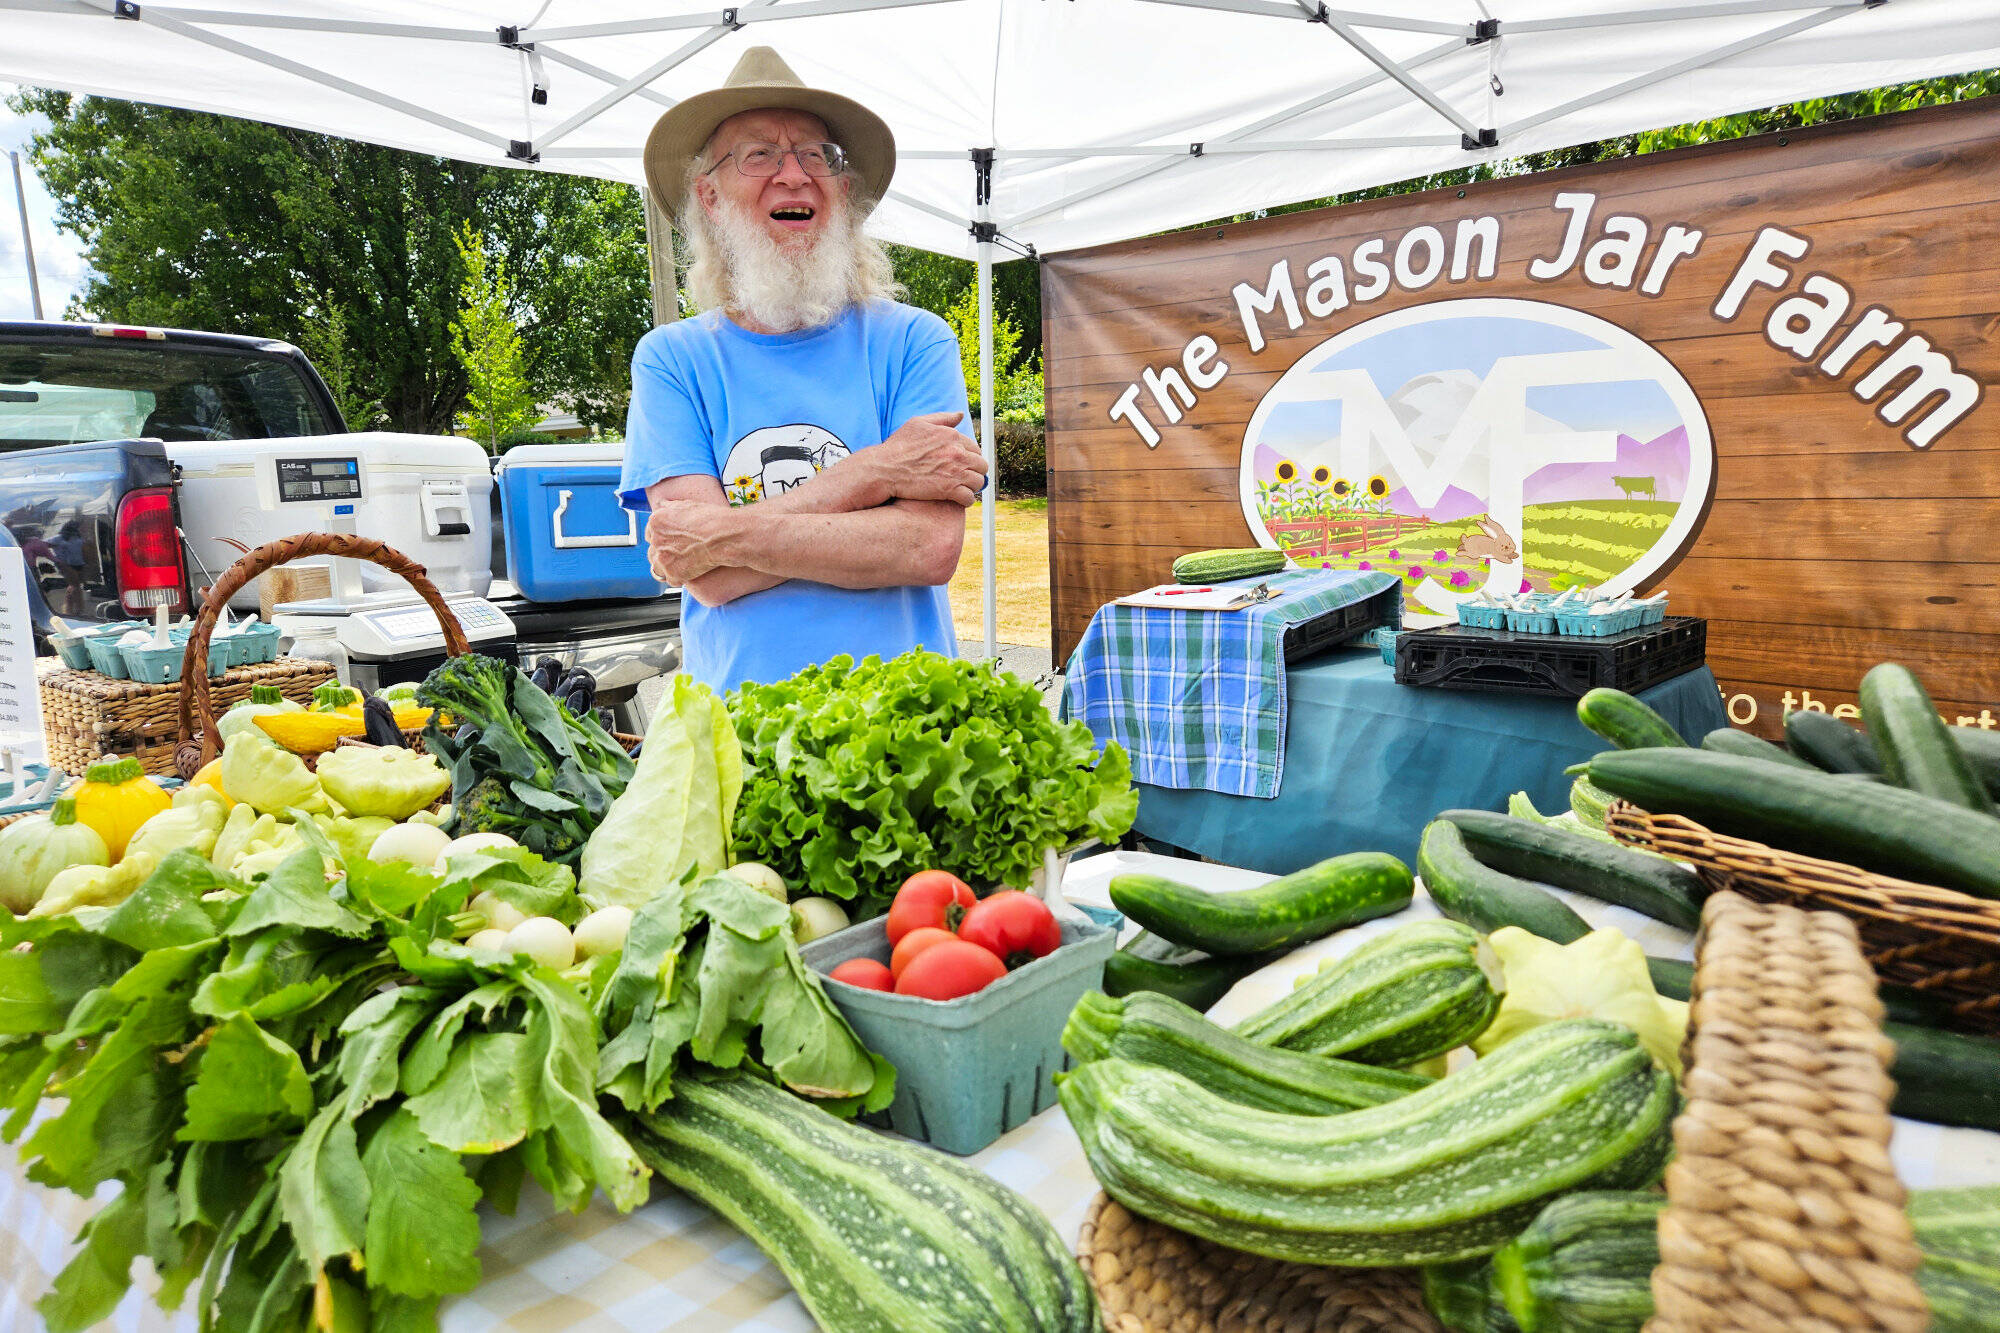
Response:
[1613,475,1657,501]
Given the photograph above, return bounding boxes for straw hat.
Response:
[643,46,896,226]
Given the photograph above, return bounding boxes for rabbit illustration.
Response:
[1454,517,1520,564]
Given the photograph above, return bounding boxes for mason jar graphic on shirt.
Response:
[720,423,852,506]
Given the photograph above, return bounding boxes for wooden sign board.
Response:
[1043,98,1999,737]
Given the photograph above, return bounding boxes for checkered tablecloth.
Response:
[8,852,1999,1330]
[1062,568,1402,799]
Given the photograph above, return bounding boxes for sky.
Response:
[0,83,93,322]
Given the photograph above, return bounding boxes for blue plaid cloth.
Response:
[1063,568,1403,798]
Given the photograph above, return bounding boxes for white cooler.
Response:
[170,433,495,609]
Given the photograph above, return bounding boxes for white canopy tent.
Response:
[6,0,1998,656]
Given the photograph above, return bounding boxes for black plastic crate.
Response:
[1394,617,1707,698]
[1282,585,1402,663]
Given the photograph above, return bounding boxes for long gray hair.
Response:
[679,157,901,329]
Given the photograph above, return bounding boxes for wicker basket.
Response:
[173,532,471,779]
[38,656,336,779]
[1607,801,2000,1036]
[1650,890,1928,1331]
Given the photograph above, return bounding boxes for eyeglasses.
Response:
[705,141,847,179]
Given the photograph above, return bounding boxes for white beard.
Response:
[708,193,865,333]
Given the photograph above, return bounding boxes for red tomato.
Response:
[956,891,1062,970]
[889,926,958,982]
[894,940,1008,1001]
[885,870,976,945]
[827,958,894,992]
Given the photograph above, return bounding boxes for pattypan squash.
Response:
[220,732,326,815]
[71,756,171,861]
[124,794,229,867]
[216,684,304,748]
[1471,926,1687,1075]
[313,682,363,714]
[379,682,420,707]
[0,795,110,914]
[232,824,311,881]
[314,813,396,865]
[211,803,266,872]
[30,862,130,916]
[315,747,452,820]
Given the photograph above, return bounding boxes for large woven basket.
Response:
[1607,800,2000,1036]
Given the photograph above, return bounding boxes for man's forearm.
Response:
[753,452,887,515]
[714,500,961,590]
[681,565,784,607]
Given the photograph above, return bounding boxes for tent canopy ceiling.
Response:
[5,0,1998,258]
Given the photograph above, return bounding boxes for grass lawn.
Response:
[947,496,1051,648]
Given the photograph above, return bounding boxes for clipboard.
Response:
[1115,581,1279,611]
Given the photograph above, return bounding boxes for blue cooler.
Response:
[493,443,661,602]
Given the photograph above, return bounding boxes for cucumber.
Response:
[1586,749,2000,899]
[1784,708,1882,774]
[1056,1019,1678,1267]
[1490,1191,1665,1333]
[629,1072,1098,1331]
[1643,956,1954,1031]
[1950,725,2000,801]
[1108,851,1413,955]
[1577,688,1685,749]
[1100,947,1276,1012]
[1438,809,1704,932]
[1062,989,1429,1115]
[1232,918,1505,1065]
[1418,819,1591,943]
[1700,727,1816,769]
[1885,1022,2000,1131]
[1862,664,1997,814]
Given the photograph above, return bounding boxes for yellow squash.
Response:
[71,756,171,861]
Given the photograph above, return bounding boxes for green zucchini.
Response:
[1438,809,1704,932]
[1949,725,2000,802]
[1101,932,1284,1012]
[1418,819,1591,943]
[1231,918,1505,1065]
[1577,688,1685,749]
[1586,749,2000,899]
[1643,956,1953,1031]
[1784,708,1882,774]
[1568,776,1616,829]
[1862,664,1997,814]
[628,1072,1098,1332]
[1424,1260,1520,1333]
[1490,1191,1664,1333]
[1062,989,1429,1115]
[1908,1187,2000,1333]
[1885,1023,2000,1131]
[1056,1018,1678,1267]
[1108,851,1413,955]
[1172,547,1287,583]
[1700,726,1816,769]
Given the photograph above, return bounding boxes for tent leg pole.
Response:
[977,238,997,661]
[640,186,679,326]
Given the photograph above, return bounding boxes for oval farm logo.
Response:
[1237,298,1714,616]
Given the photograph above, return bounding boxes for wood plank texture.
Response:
[1043,97,2000,729]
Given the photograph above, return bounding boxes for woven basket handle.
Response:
[174,532,469,777]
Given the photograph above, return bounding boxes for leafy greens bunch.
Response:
[419,653,636,865]
[728,651,1139,915]
[1,832,645,1333]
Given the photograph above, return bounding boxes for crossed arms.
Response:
[644,412,989,608]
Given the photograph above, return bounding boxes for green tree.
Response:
[941,284,1042,425]
[449,225,540,452]
[8,90,652,435]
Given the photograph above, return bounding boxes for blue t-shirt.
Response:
[618,301,969,693]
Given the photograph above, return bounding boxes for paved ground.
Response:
[634,641,1061,724]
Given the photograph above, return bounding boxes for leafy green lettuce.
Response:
[728,650,1138,913]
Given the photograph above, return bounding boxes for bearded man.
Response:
[618,47,989,693]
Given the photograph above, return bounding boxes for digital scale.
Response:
[262,452,516,686]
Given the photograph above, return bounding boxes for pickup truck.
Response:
[0,320,678,731]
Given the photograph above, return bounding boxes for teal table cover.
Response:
[1129,646,1729,874]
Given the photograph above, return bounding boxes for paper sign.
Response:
[1114,583,1264,611]
[0,549,46,764]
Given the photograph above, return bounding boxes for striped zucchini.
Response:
[1172,547,1287,583]
[1424,1261,1520,1333]
[1489,1191,1665,1332]
[1062,989,1429,1115]
[1569,776,1616,829]
[1862,664,1996,814]
[1577,688,1686,749]
[629,1073,1098,1332]
[1057,1019,1678,1267]
[1910,1185,2000,1330]
[1231,919,1505,1065]
[1109,852,1413,955]
[1586,749,2000,900]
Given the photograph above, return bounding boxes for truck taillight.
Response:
[116,487,187,616]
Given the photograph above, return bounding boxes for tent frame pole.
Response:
[972,150,998,661]
[1295,0,1481,139]
[523,0,965,44]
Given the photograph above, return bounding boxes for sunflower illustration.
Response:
[1368,474,1390,499]
[1275,459,1297,482]
[1331,477,1352,497]
[1310,463,1333,485]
